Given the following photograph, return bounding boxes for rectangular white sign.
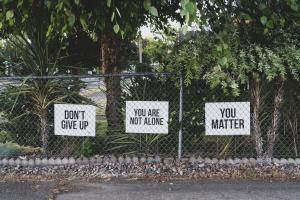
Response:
[126,101,169,134]
[205,102,250,135]
[54,104,96,137]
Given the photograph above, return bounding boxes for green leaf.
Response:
[17,0,23,8]
[143,0,151,10]
[291,2,299,11]
[180,9,187,17]
[6,10,14,20]
[8,18,14,26]
[185,2,195,14]
[45,0,51,8]
[219,57,228,66]
[67,14,76,27]
[75,0,80,5]
[280,17,286,26]
[107,0,111,8]
[120,30,125,39]
[111,12,115,22]
[115,7,121,17]
[259,3,266,11]
[46,25,53,37]
[239,12,251,20]
[185,13,190,24]
[181,24,188,34]
[62,24,67,33]
[260,16,267,25]
[3,0,9,4]
[266,20,274,28]
[113,24,120,33]
[223,43,228,49]
[149,6,158,16]
[80,17,87,29]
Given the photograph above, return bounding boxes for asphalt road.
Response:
[0,180,56,200]
[56,180,300,200]
[1,179,300,200]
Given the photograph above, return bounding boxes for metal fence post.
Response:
[178,71,183,160]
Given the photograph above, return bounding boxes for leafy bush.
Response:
[80,138,95,157]
[107,133,167,155]
[0,131,13,143]
[0,142,42,157]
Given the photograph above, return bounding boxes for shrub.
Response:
[80,138,95,157]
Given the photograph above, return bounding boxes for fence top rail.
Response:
[0,72,178,80]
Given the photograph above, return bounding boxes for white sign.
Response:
[54,104,96,137]
[126,101,169,134]
[205,102,250,135]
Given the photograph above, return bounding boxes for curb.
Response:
[0,155,299,167]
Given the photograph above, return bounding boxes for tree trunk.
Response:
[264,80,284,158]
[289,113,298,157]
[101,34,123,134]
[251,75,264,158]
[40,108,49,156]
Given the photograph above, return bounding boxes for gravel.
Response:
[1,158,300,181]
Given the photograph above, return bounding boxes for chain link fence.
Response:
[0,73,299,159]
[182,79,253,158]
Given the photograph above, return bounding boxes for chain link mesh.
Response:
[0,73,298,159]
[0,73,179,158]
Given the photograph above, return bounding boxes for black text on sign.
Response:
[54,104,96,137]
[126,101,169,134]
[205,102,250,135]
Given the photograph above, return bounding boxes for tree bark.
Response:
[101,34,123,133]
[251,75,264,158]
[40,108,49,156]
[264,80,284,158]
[289,113,298,157]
